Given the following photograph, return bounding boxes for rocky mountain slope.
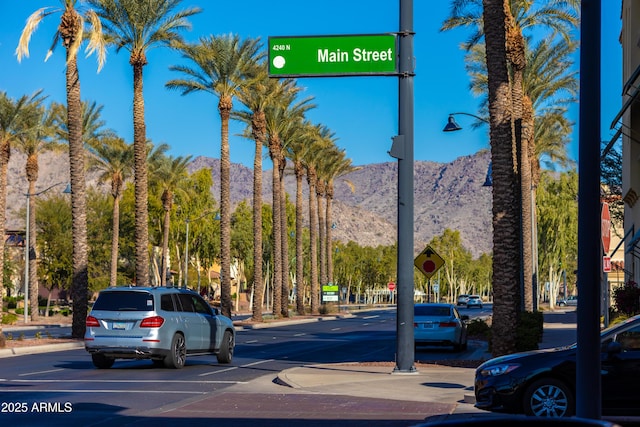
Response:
[6,150,493,258]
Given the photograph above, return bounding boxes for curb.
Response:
[234,313,354,330]
[0,341,84,358]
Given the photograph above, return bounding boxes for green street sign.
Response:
[268,34,397,77]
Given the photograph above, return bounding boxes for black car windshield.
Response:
[415,306,451,316]
[92,291,154,311]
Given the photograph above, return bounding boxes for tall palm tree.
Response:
[14,105,62,321]
[322,150,360,286]
[0,91,45,331]
[283,120,317,314]
[88,0,201,288]
[149,154,191,287]
[87,135,133,287]
[302,125,333,314]
[482,0,519,356]
[442,0,579,323]
[263,92,314,317]
[233,69,297,321]
[17,0,106,338]
[166,34,262,317]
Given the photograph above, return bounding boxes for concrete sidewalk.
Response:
[272,308,579,422]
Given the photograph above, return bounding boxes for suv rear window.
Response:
[92,291,154,311]
[415,306,451,316]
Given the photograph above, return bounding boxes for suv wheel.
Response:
[216,330,234,364]
[92,354,115,369]
[164,333,186,369]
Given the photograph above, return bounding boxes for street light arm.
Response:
[449,112,489,123]
[25,181,69,197]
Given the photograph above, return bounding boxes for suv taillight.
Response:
[86,315,100,327]
[140,316,165,328]
[439,321,457,328]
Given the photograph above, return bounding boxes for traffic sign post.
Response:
[414,245,445,279]
[601,202,611,254]
[268,34,398,77]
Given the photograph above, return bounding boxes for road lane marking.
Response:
[19,369,65,377]
[363,315,379,319]
[0,389,206,394]
[331,328,341,331]
[198,359,273,377]
[7,379,246,384]
[245,340,259,344]
[294,333,306,336]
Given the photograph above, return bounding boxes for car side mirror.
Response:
[212,307,220,316]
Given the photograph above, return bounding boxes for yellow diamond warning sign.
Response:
[414,245,445,279]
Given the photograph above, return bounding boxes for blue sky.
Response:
[0,1,623,169]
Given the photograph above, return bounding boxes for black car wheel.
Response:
[91,353,115,369]
[523,378,574,417]
[216,330,234,364]
[164,333,186,369]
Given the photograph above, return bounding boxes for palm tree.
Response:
[263,91,314,317]
[0,91,45,331]
[166,34,262,317]
[149,154,191,287]
[14,105,62,321]
[283,120,317,314]
[17,0,106,338]
[87,0,201,288]
[233,68,296,321]
[322,150,360,286]
[482,0,519,356]
[302,125,333,314]
[87,135,134,287]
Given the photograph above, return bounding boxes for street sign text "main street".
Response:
[268,34,398,77]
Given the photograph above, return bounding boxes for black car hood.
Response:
[478,345,575,370]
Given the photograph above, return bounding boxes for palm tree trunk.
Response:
[507,16,531,313]
[219,97,232,317]
[110,195,121,287]
[279,157,289,317]
[294,161,305,315]
[160,192,172,287]
[0,139,9,335]
[326,188,334,286]
[27,178,38,321]
[132,62,150,287]
[251,112,265,322]
[308,172,319,314]
[67,53,89,338]
[483,0,519,356]
[317,183,327,287]
[270,146,282,316]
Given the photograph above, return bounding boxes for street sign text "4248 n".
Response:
[268,34,398,77]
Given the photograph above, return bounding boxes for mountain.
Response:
[6,150,493,258]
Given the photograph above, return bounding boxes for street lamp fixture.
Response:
[443,112,489,132]
[24,182,70,323]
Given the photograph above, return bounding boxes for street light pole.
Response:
[23,181,69,323]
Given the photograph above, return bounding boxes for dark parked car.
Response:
[474,314,640,417]
[85,286,235,369]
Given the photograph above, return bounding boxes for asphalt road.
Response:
[0,308,488,426]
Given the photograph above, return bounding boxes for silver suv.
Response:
[84,286,235,369]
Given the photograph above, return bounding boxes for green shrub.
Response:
[516,311,544,352]
[319,304,335,315]
[466,318,491,341]
[2,312,18,325]
[613,281,640,316]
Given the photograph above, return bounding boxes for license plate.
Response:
[421,323,435,329]
[112,322,127,330]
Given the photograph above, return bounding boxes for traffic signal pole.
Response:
[394,0,416,373]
